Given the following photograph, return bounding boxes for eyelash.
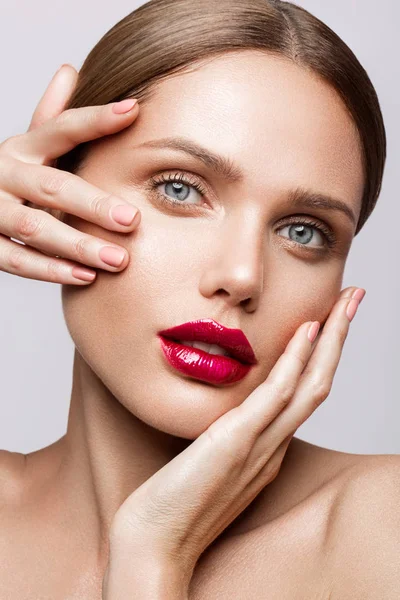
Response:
[148,171,338,250]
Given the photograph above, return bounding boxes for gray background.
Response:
[0,1,398,455]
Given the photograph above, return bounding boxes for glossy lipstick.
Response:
[158,318,257,386]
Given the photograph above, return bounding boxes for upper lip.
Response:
[158,318,257,365]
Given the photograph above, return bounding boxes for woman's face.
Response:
[61,50,364,439]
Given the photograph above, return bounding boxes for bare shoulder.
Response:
[325,454,400,599]
[192,443,389,599]
[328,452,400,531]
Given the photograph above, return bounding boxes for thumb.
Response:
[27,63,79,132]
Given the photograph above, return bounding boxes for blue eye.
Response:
[149,172,207,210]
[277,222,326,248]
[148,171,338,250]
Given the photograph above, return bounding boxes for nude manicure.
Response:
[99,246,126,267]
[307,321,320,343]
[351,288,366,304]
[111,204,138,226]
[346,298,359,322]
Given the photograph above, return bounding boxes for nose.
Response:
[199,210,264,311]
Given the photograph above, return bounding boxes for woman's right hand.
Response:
[0,64,141,285]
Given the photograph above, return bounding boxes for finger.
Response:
[208,289,358,495]
[218,287,360,486]
[220,319,319,445]
[0,233,98,285]
[28,64,79,132]
[0,187,24,205]
[0,158,141,232]
[203,290,355,471]
[13,99,139,163]
[195,318,316,474]
[0,199,132,273]
[264,287,363,444]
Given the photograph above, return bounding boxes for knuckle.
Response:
[265,459,281,482]
[38,170,68,200]
[54,109,75,128]
[278,384,296,406]
[14,209,44,240]
[52,110,79,145]
[205,420,235,448]
[46,259,61,282]
[256,452,282,483]
[7,245,25,271]
[269,376,296,405]
[72,236,89,262]
[89,193,110,220]
[204,416,247,465]
[309,376,331,406]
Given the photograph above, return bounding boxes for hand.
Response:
[0,64,141,285]
[103,286,365,599]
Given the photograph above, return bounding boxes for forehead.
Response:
[124,51,364,215]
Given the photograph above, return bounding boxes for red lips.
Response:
[158,318,257,365]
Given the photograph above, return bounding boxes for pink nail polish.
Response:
[351,288,366,304]
[307,321,320,343]
[99,246,126,267]
[112,99,137,114]
[110,205,138,226]
[346,298,359,322]
[72,267,96,282]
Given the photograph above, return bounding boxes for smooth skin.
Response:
[0,59,399,599]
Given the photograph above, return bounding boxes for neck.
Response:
[56,349,192,565]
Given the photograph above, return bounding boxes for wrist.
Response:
[102,554,190,600]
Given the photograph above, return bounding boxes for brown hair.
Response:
[54,0,386,236]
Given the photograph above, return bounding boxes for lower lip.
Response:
[158,336,253,385]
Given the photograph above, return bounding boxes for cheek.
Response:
[60,211,191,401]
[60,212,166,355]
[257,264,343,376]
[61,213,243,440]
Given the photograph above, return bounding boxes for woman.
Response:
[0,0,394,598]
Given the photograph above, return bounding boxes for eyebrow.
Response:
[134,136,357,227]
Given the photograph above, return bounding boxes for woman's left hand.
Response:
[102,286,364,599]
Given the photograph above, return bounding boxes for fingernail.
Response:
[72,267,96,282]
[351,288,366,304]
[99,246,126,267]
[112,99,137,114]
[307,321,320,343]
[346,298,359,322]
[110,204,138,226]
